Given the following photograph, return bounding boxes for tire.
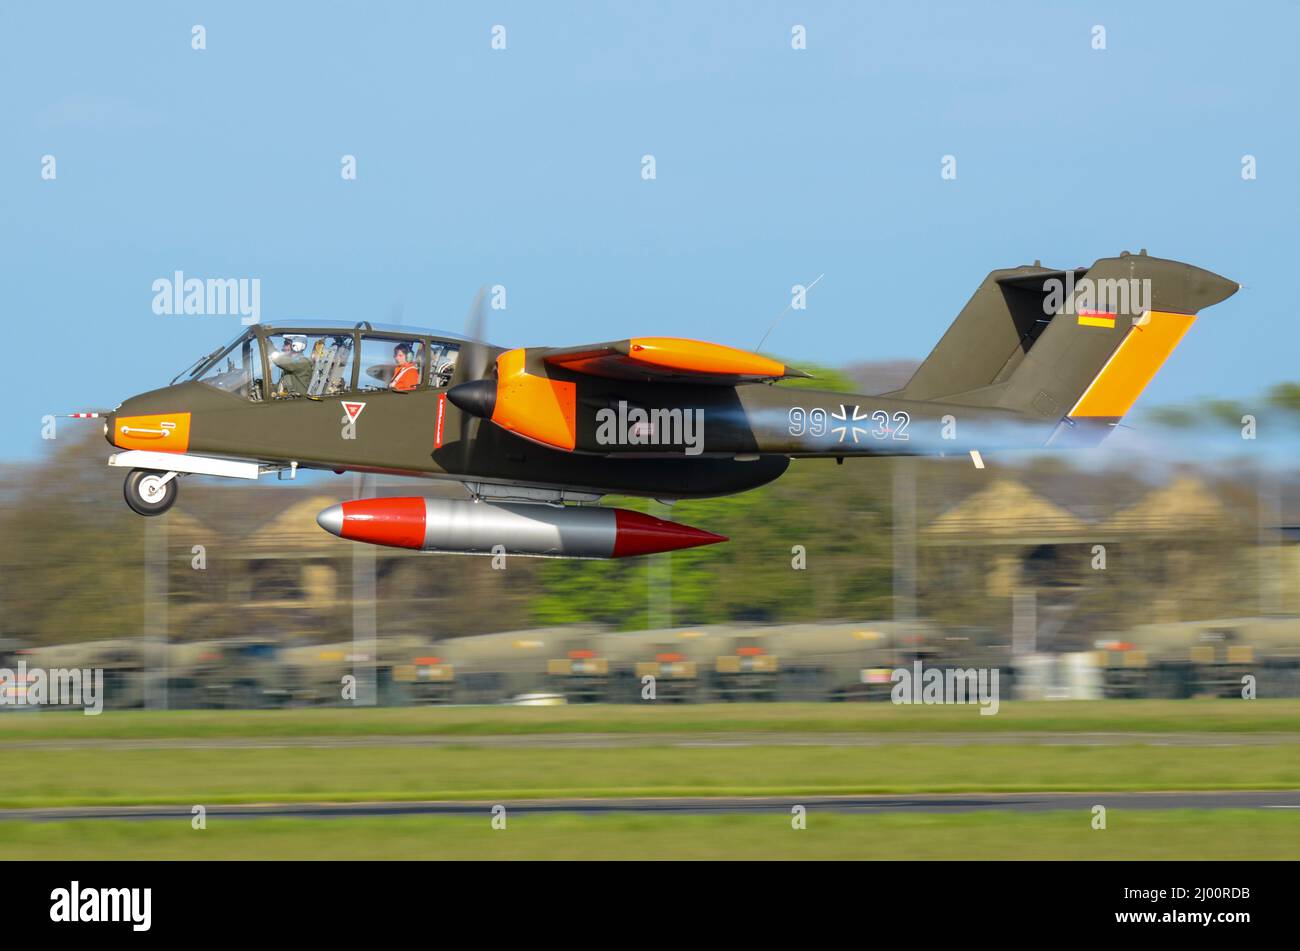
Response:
[124,468,179,516]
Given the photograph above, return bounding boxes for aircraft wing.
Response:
[541,337,809,385]
[447,337,809,454]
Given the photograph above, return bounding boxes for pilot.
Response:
[389,343,420,392]
[270,335,313,397]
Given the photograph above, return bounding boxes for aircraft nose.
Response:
[316,503,345,537]
[446,378,497,419]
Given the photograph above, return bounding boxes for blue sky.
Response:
[3,1,1296,458]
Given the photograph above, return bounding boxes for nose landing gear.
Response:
[124,468,179,516]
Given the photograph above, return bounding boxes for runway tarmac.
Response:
[5,790,1298,822]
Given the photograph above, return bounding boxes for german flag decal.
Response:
[1077,310,1117,329]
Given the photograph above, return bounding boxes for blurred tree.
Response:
[1145,405,1198,429]
[0,428,145,644]
[1265,382,1300,416]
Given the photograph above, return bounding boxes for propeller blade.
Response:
[444,287,496,472]
[454,287,491,382]
[464,286,486,348]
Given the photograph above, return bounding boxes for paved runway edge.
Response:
[4,790,1299,821]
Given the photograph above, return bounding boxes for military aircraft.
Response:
[89,252,1236,558]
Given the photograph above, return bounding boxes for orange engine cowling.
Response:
[487,348,577,451]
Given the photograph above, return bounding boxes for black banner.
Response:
[3,860,1285,938]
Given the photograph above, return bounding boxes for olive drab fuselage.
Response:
[106,253,1239,502]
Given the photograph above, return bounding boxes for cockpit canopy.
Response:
[178,322,465,401]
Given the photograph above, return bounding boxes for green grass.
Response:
[3,811,1296,860]
[3,743,1299,807]
[2,699,1299,741]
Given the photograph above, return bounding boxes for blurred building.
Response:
[919,472,1284,650]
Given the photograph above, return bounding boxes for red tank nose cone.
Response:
[610,509,728,558]
[317,497,427,550]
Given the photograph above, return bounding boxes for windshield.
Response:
[177,329,257,384]
[194,331,264,400]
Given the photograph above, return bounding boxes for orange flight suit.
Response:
[391,361,420,391]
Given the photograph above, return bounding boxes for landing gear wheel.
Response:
[124,468,179,516]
